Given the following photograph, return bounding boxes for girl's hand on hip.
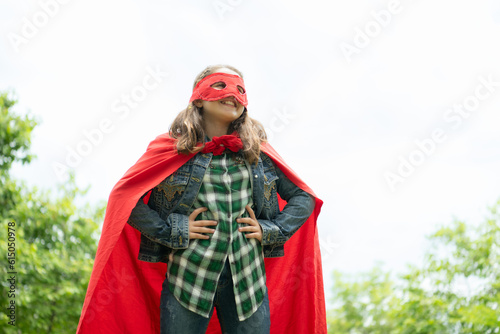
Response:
[237,205,263,243]
[188,207,217,240]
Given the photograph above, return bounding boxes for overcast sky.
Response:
[2,0,500,308]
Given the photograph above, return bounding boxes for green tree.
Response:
[327,200,500,334]
[0,91,105,333]
[327,263,400,334]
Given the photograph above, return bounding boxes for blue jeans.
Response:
[160,259,271,333]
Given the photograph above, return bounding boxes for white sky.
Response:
[2,0,500,309]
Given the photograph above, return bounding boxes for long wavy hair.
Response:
[169,64,267,165]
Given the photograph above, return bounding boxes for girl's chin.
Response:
[218,109,242,119]
[204,109,243,123]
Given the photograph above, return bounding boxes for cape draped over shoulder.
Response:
[77,133,326,334]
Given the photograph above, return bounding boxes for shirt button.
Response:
[254,175,258,178]
[227,237,231,242]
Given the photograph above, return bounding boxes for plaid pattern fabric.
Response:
[167,152,267,321]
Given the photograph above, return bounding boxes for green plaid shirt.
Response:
[166,151,267,321]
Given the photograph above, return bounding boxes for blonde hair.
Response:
[169,64,267,164]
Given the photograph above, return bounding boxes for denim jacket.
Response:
[127,151,315,263]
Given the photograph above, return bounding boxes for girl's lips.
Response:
[220,100,237,108]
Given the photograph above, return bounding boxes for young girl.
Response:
[77,65,325,334]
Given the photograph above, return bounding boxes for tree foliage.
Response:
[0,91,105,333]
[328,201,500,333]
[0,91,36,175]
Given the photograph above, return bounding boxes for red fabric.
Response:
[189,73,248,107]
[201,134,243,155]
[77,133,326,334]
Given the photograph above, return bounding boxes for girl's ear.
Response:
[194,100,203,108]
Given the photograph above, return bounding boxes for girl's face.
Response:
[193,68,246,126]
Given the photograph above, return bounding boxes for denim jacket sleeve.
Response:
[257,163,316,247]
[127,192,190,249]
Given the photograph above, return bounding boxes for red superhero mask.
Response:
[189,72,248,107]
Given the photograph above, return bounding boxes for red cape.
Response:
[77,133,326,333]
